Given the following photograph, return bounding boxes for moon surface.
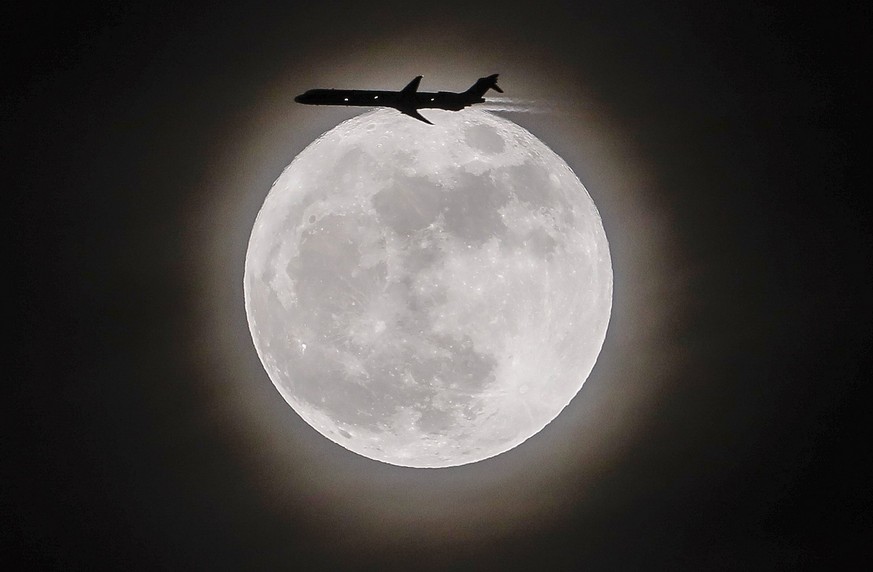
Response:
[244,108,612,468]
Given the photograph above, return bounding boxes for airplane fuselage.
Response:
[294,89,483,111]
[294,75,502,124]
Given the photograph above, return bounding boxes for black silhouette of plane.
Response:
[294,74,503,124]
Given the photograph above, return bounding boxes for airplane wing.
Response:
[398,107,433,125]
[402,76,423,94]
[398,76,432,123]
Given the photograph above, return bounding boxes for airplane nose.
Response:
[294,94,305,103]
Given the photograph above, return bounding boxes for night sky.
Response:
[7,1,869,569]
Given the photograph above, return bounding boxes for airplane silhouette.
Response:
[294,74,503,124]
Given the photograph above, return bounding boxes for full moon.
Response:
[244,109,612,467]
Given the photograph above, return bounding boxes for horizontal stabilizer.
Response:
[489,74,504,93]
[467,74,503,97]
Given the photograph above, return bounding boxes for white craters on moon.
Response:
[244,108,612,468]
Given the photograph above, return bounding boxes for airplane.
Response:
[294,74,503,125]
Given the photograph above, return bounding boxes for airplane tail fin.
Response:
[466,74,503,98]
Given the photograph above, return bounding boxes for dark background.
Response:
[6,1,869,569]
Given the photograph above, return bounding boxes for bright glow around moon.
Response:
[244,109,612,467]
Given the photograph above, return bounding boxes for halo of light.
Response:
[188,39,684,544]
